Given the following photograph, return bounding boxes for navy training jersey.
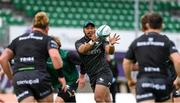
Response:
[8,30,58,74]
[125,32,178,78]
[75,36,110,77]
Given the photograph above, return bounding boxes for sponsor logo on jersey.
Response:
[50,40,58,48]
[17,78,39,85]
[17,91,29,100]
[141,83,166,90]
[20,57,34,63]
[99,78,104,82]
[144,67,160,72]
[137,37,164,47]
[136,93,153,99]
[19,33,43,40]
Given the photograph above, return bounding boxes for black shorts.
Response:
[57,83,78,102]
[13,70,53,102]
[172,87,180,98]
[90,69,113,91]
[136,77,173,102]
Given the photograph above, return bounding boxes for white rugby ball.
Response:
[96,25,111,37]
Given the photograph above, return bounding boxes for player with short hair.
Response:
[0,11,66,103]
[123,12,180,103]
[75,21,120,102]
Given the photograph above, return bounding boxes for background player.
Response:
[123,12,180,103]
[75,21,120,102]
[47,36,86,103]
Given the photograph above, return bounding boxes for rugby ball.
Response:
[96,25,111,37]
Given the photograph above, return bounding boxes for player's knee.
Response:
[55,96,64,103]
[105,94,111,102]
[94,94,104,102]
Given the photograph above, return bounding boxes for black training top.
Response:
[125,32,178,78]
[8,30,58,74]
[75,36,110,77]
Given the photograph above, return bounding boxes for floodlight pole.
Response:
[134,0,139,38]
[149,0,154,12]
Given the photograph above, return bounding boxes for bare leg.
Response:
[94,84,110,103]
[20,96,37,103]
[38,93,53,103]
[55,96,64,103]
[104,87,112,103]
[173,96,180,103]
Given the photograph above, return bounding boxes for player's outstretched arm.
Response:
[105,33,120,54]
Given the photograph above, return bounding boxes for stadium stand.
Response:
[0,9,24,25]
[1,0,180,31]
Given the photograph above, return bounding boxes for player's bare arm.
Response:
[170,52,180,77]
[170,52,180,89]
[122,58,136,87]
[0,48,14,80]
[105,33,120,54]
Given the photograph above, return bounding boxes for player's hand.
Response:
[108,33,120,45]
[127,79,136,88]
[58,77,67,92]
[76,74,86,89]
[174,77,180,89]
[128,79,136,94]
